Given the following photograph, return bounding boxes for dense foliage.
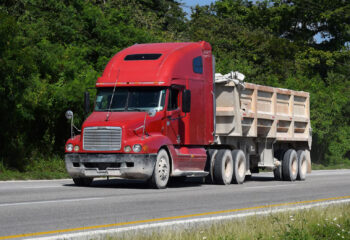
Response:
[0,0,349,170]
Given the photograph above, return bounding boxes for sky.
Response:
[181,0,216,16]
[182,0,216,6]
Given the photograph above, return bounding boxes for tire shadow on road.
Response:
[63,175,277,189]
[245,175,276,182]
[63,177,203,189]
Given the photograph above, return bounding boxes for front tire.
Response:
[213,149,233,185]
[149,149,170,189]
[282,149,298,181]
[73,177,93,186]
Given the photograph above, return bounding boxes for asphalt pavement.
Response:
[0,170,349,239]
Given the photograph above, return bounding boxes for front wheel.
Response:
[72,177,93,187]
[149,149,170,189]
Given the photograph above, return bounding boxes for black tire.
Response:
[149,149,170,189]
[213,149,233,185]
[231,150,246,184]
[245,175,252,181]
[73,177,93,186]
[205,149,217,184]
[273,164,283,180]
[297,150,307,181]
[282,149,298,181]
[273,149,284,180]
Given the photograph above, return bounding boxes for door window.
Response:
[167,88,179,111]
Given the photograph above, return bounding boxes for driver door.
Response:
[166,88,181,145]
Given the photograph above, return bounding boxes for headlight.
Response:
[133,144,142,153]
[66,143,73,152]
[74,145,80,152]
[124,145,131,153]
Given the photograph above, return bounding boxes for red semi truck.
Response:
[65,41,312,188]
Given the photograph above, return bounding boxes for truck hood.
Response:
[82,111,147,129]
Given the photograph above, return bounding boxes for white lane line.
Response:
[21,186,64,189]
[30,198,350,240]
[0,179,71,183]
[0,186,66,191]
[0,186,64,190]
[0,197,103,207]
[245,184,298,190]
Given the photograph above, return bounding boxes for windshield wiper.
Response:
[96,109,123,112]
[127,108,144,112]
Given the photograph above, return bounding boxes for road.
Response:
[0,170,350,239]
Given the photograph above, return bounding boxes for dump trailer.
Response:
[64,41,311,188]
[213,72,311,184]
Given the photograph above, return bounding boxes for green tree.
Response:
[0,0,186,169]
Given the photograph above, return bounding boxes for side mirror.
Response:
[148,109,156,117]
[182,89,191,113]
[84,91,90,115]
[65,110,74,138]
[65,110,73,120]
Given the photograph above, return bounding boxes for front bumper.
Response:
[65,153,157,179]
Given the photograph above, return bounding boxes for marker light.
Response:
[124,145,131,153]
[74,145,80,152]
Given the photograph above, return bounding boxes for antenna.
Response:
[105,69,120,121]
[142,112,147,140]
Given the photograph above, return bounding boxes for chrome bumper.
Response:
[65,153,157,179]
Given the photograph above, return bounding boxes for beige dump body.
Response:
[215,81,311,145]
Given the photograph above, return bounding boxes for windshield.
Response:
[94,87,166,112]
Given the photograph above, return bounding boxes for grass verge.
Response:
[0,155,68,180]
[312,162,350,170]
[105,203,350,240]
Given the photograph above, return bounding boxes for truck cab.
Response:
[65,41,215,188]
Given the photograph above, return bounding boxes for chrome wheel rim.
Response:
[291,157,297,176]
[238,158,245,177]
[224,156,233,179]
[158,156,168,181]
[301,158,307,175]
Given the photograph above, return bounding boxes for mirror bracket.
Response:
[84,91,90,115]
[182,89,191,113]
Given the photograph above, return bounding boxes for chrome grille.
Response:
[83,127,122,151]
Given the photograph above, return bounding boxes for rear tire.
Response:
[273,164,283,180]
[149,149,170,189]
[282,149,298,181]
[205,149,217,184]
[73,177,93,186]
[231,150,246,184]
[297,150,307,181]
[213,149,233,185]
[274,149,284,180]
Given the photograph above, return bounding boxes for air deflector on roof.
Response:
[124,54,162,61]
